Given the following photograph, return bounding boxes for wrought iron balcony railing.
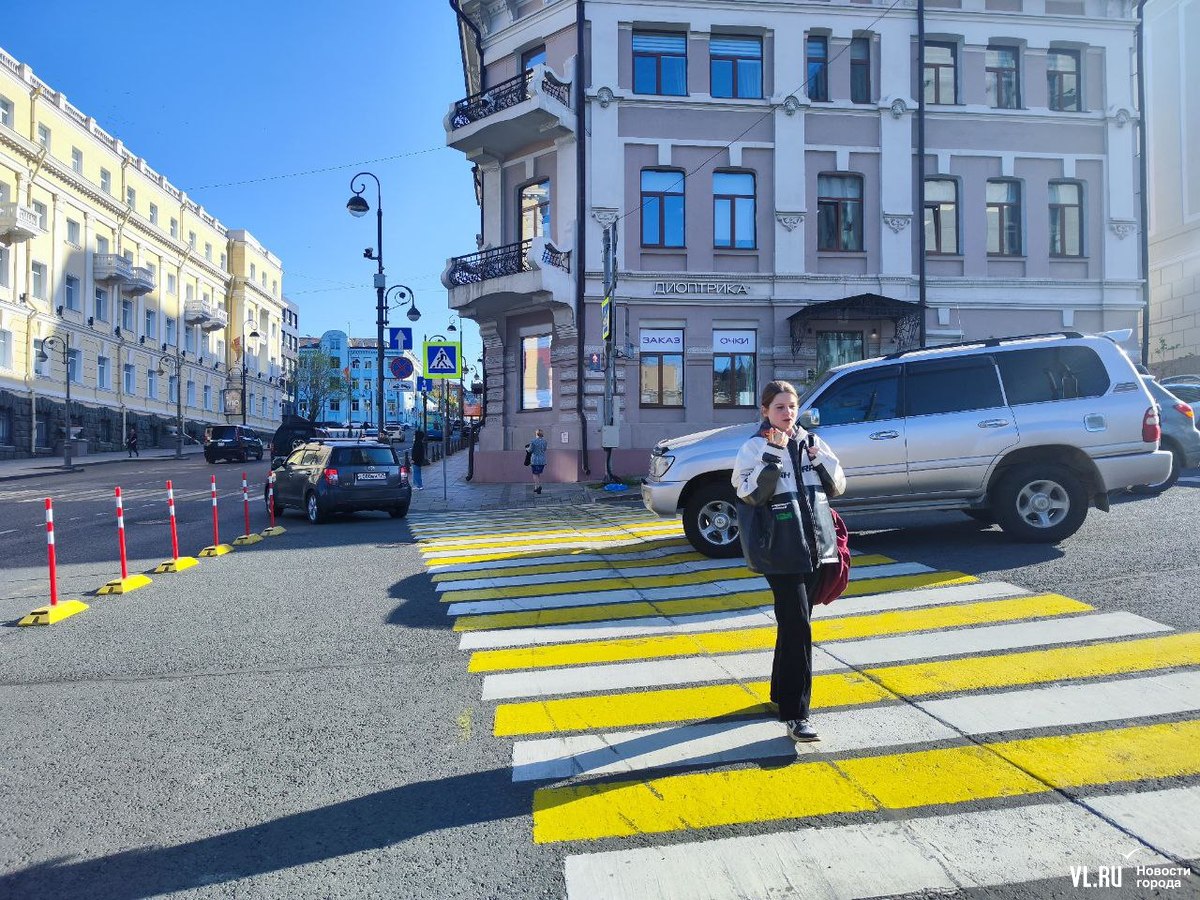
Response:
[449,66,572,131]
[445,239,571,287]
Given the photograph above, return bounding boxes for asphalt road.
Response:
[0,465,1196,899]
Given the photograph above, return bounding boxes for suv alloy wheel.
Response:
[683,482,742,558]
[992,463,1088,543]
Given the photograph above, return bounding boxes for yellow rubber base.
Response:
[260,526,287,537]
[232,533,264,546]
[154,556,200,574]
[19,599,89,626]
[97,573,153,595]
[199,543,234,557]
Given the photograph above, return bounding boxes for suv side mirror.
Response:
[799,408,820,429]
[271,456,286,469]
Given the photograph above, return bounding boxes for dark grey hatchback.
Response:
[267,439,411,523]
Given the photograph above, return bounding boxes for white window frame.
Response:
[66,219,81,246]
[0,328,12,370]
[97,355,111,390]
[147,367,158,400]
[186,380,196,406]
[123,363,136,394]
[67,348,81,383]
[64,275,80,310]
[71,147,83,173]
[37,123,51,150]
[31,262,47,300]
[0,96,13,128]
[149,203,158,225]
[94,287,109,321]
[100,168,112,194]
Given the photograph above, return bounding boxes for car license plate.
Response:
[357,472,386,481]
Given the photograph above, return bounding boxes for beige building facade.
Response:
[0,46,287,458]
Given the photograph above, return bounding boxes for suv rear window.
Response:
[995,346,1110,404]
[209,426,238,440]
[904,356,1005,416]
[330,446,398,466]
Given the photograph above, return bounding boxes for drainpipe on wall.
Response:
[1135,0,1152,365]
[916,0,928,348]
[448,0,485,95]
[575,0,591,476]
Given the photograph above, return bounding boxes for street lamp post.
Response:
[37,335,73,469]
[347,172,387,438]
[241,319,261,426]
[384,283,420,429]
[156,349,185,460]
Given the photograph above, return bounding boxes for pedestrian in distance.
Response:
[527,429,548,494]
[732,380,845,744]
[411,430,426,490]
[126,425,139,458]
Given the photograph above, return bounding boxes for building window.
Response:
[0,246,8,287]
[986,45,1021,108]
[167,273,177,295]
[850,37,872,103]
[37,123,51,150]
[64,275,80,310]
[149,203,159,225]
[123,363,136,395]
[66,219,81,246]
[710,36,762,99]
[0,328,11,370]
[639,329,684,407]
[33,339,47,376]
[126,187,136,209]
[168,374,178,402]
[329,398,340,412]
[986,179,1023,256]
[1047,49,1081,111]
[641,169,686,248]
[205,242,212,261]
[97,355,111,390]
[0,407,10,445]
[924,42,957,104]
[633,32,688,96]
[713,171,756,249]
[1049,181,1083,257]
[522,46,546,70]
[250,263,257,281]
[31,201,47,230]
[221,253,227,268]
[203,384,212,411]
[188,231,196,249]
[185,284,194,302]
[924,179,959,254]
[712,330,756,408]
[70,147,83,173]
[817,331,866,373]
[121,298,134,331]
[170,218,178,238]
[166,317,177,346]
[100,169,111,194]
[94,287,109,321]
[32,262,48,300]
[519,180,550,242]
[145,308,157,339]
[0,96,12,128]
[806,36,829,101]
[185,326,196,354]
[67,348,81,383]
[520,333,553,410]
[147,368,158,399]
[817,174,864,252]
[187,380,196,406]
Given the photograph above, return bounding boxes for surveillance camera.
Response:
[363,248,374,259]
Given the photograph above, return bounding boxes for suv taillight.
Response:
[1174,402,1194,421]
[1142,406,1162,443]
[323,468,339,485]
[400,464,410,483]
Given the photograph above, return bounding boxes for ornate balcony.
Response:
[445,64,575,160]
[442,237,572,314]
[93,254,134,284]
[183,298,229,332]
[126,266,155,296]
[0,201,44,243]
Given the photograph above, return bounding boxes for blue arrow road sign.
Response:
[416,376,434,393]
[388,327,413,350]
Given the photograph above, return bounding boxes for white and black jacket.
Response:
[731,423,847,566]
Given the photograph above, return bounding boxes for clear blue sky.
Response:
[5,0,482,367]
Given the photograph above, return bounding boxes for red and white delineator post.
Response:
[18,498,89,626]
[260,471,286,537]
[233,471,263,545]
[154,480,199,573]
[98,487,153,594]
[199,474,233,557]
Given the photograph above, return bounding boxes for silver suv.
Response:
[642,332,1171,556]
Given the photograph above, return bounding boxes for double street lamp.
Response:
[384,283,420,426]
[240,318,261,425]
[156,349,186,460]
[36,334,73,469]
[346,172,388,434]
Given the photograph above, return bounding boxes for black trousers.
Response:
[765,572,821,721]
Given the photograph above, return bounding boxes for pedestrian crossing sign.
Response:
[423,340,461,379]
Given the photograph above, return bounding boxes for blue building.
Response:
[297,330,420,426]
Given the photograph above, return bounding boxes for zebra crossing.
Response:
[411,506,1200,898]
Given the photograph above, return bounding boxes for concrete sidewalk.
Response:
[0,445,206,481]
[409,445,641,512]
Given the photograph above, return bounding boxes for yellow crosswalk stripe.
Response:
[495,632,1200,736]
[424,537,692,569]
[531,719,1200,842]
[466,594,1091,672]
[453,572,978,632]
[419,522,682,553]
[433,551,709,582]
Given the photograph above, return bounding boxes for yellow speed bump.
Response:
[260,525,286,537]
[495,631,1200,736]
[232,532,263,546]
[453,572,978,632]
[18,599,89,626]
[532,720,1200,843]
[198,543,234,557]
[467,593,1090,672]
[154,556,199,573]
[97,573,153,595]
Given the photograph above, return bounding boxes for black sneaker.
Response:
[786,719,819,742]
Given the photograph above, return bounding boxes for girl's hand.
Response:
[764,428,788,448]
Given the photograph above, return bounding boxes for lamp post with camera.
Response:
[346,171,389,442]
[240,318,261,426]
[156,349,185,460]
[37,334,73,469]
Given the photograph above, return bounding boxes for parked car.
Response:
[267,439,411,523]
[1132,376,1200,492]
[1161,382,1200,407]
[271,419,328,456]
[204,425,265,464]
[642,331,1172,556]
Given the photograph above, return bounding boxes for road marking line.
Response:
[419,522,683,553]
[494,632,1200,736]
[514,669,1200,781]
[1084,785,1200,861]
[533,719,1200,842]
[432,545,705,580]
[561,795,1177,898]
[470,594,1091,674]
[427,538,694,571]
[457,581,1029,650]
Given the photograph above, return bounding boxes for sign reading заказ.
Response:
[654,281,750,295]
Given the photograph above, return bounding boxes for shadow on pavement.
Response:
[0,766,533,900]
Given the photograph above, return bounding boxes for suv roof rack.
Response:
[881,331,1084,361]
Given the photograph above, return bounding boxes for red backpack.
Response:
[812,508,851,606]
